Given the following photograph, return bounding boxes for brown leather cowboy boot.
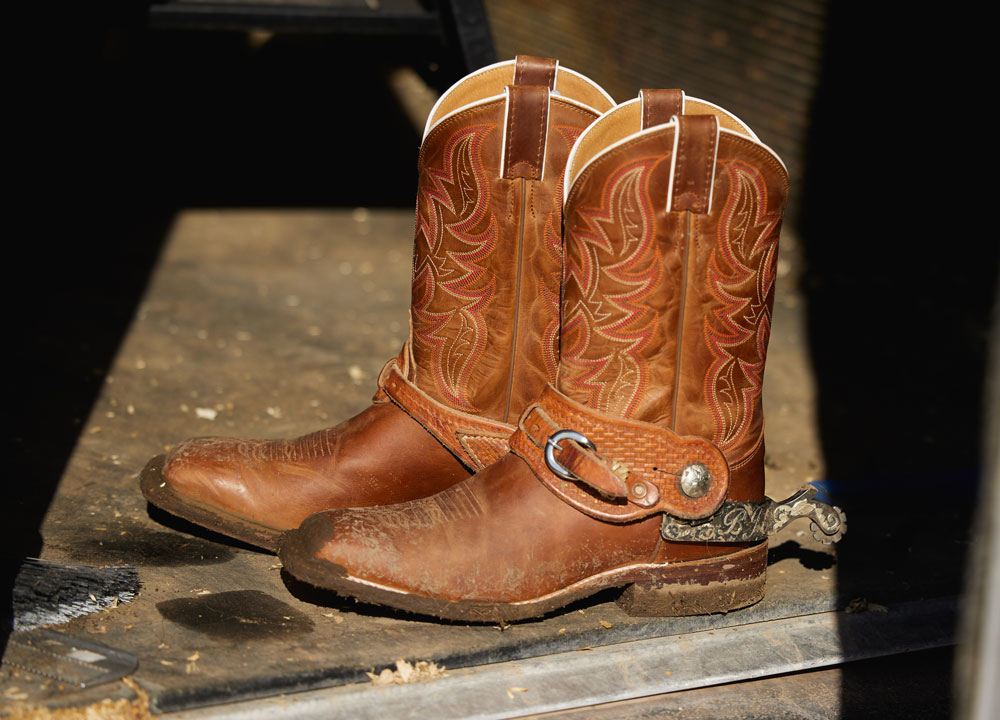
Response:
[139,57,615,550]
[279,91,845,620]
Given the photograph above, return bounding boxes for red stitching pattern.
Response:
[703,162,780,453]
[412,123,499,412]
[560,157,661,418]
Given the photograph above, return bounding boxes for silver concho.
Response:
[679,463,712,498]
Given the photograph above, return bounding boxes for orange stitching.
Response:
[699,119,717,212]
[675,117,689,209]
[505,88,519,179]
[532,90,546,181]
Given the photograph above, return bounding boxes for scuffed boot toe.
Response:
[140,437,288,550]
[161,437,251,507]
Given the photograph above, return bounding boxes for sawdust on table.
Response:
[2,677,151,720]
[366,659,446,686]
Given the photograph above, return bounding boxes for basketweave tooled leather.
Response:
[509,385,730,522]
[278,98,790,615]
[141,57,614,547]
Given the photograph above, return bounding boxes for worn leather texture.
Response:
[298,453,670,602]
[502,84,551,180]
[147,57,608,541]
[161,403,471,532]
[280,100,790,614]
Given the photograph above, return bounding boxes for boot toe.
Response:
[279,510,350,587]
[281,503,445,602]
[162,436,253,509]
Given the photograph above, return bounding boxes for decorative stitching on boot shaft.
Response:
[704,161,780,454]
[412,122,499,413]
[560,157,661,419]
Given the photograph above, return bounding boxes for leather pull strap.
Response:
[514,55,558,89]
[640,89,685,129]
[667,114,719,214]
[502,84,550,181]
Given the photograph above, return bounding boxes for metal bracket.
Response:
[660,484,846,544]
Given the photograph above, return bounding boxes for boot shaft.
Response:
[560,93,789,493]
[407,57,614,424]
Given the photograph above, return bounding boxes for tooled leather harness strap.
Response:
[378,360,514,471]
[640,89,685,129]
[510,386,730,523]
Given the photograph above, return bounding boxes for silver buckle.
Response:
[544,429,596,481]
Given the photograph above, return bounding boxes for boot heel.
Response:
[616,542,768,617]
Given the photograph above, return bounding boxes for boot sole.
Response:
[279,532,767,623]
[139,455,283,552]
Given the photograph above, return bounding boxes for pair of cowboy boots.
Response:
[141,57,844,622]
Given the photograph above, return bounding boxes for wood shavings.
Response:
[2,676,152,719]
[366,659,446,685]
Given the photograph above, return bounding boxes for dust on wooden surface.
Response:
[366,659,446,686]
[2,678,150,720]
[6,211,841,715]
